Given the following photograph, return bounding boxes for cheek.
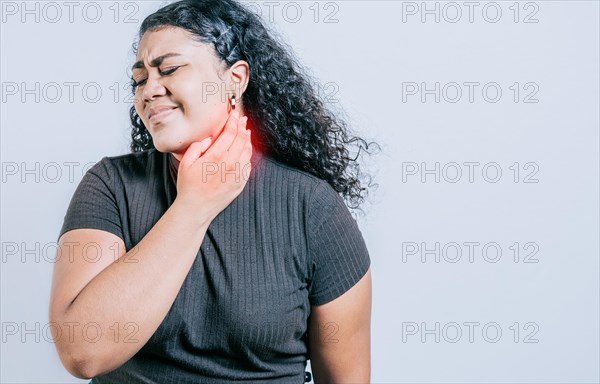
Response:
[179,84,226,121]
[177,78,227,106]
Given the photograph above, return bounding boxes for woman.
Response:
[49,0,377,382]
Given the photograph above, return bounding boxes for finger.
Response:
[240,133,253,163]
[225,117,249,158]
[181,136,212,167]
[209,110,241,157]
[240,139,253,181]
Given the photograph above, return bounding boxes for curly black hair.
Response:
[128,0,380,211]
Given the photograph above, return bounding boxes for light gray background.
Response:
[1,0,599,383]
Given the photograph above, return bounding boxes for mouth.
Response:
[149,107,178,123]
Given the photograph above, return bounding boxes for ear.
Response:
[228,60,250,98]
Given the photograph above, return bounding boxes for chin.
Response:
[153,138,189,154]
[151,140,173,153]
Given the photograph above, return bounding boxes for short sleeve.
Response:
[307,180,371,306]
[57,157,124,242]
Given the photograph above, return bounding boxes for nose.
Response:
[142,74,167,102]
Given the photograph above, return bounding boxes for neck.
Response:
[168,143,264,178]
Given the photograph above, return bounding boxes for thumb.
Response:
[181,137,212,166]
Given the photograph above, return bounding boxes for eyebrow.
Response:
[131,53,182,71]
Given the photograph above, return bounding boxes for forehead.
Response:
[136,27,215,63]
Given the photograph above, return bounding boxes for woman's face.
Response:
[132,26,241,159]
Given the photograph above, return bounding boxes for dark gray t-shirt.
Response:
[58,146,371,383]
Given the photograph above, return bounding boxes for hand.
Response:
[175,110,252,223]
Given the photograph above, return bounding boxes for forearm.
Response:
[58,198,210,377]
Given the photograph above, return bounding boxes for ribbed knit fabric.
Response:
[58,146,371,383]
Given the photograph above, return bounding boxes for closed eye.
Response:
[131,66,180,90]
[160,66,180,76]
[131,76,146,89]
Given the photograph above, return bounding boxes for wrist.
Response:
[171,197,213,230]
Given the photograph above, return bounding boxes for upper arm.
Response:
[49,229,126,319]
[50,158,126,319]
[308,267,372,383]
[306,181,371,306]
[305,181,373,382]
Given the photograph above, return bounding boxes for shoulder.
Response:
[258,154,336,199]
[260,155,319,180]
[258,154,345,220]
[89,149,162,182]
